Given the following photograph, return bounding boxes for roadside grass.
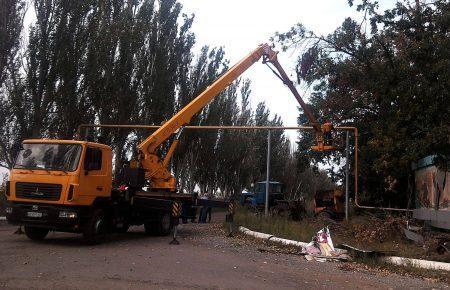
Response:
[234,206,316,242]
[232,206,449,282]
[234,206,449,262]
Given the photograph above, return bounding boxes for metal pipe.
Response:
[345,131,349,221]
[76,123,317,138]
[76,123,359,138]
[265,130,271,217]
[77,123,385,211]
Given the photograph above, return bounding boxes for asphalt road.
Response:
[0,216,447,290]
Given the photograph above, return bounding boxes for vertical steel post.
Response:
[345,131,350,221]
[265,130,271,217]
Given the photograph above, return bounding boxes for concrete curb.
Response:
[384,256,450,272]
[239,226,308,248]
[238,226,450,272]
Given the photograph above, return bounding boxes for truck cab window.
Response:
[84,147,102,171]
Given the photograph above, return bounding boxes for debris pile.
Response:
[351,215,407,243]
[302,227,349,262]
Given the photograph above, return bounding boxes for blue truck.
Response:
[240,181,284,208]
[240,181,306,220]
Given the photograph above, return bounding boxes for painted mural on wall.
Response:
[415,165,449,210]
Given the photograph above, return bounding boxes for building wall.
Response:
[415,166,449,210]
[413,164,449,229]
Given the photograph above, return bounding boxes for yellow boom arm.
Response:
[137,43,325,191]
[138,44,278,154]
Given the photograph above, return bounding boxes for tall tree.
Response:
[0,0,26,168]
[0,0,299,201]
[273,0,450,207]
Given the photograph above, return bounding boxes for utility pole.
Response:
[345,131,350,221]
[265,130,271,217]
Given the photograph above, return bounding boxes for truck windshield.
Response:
[14,143,82,172]
[255,183,283,193]
[271,184,282,193]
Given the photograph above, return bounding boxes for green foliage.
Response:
[273,0,450,207]
[0,0,298,199]
[0,0,26,168]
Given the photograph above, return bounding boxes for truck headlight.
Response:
[59,211,77,219]
[5,207,12,214]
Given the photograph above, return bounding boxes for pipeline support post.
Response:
[265,130,271,217]
[345,131,350,221]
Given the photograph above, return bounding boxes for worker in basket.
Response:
[322,120,334,146]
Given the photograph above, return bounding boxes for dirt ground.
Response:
[0,215,448,290]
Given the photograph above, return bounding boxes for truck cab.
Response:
[240,181,284,208]
[314,189,345,219]
[6,139,113,237]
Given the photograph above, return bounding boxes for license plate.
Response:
[27,211,43,218]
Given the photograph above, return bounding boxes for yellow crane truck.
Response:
[5,43,333,243]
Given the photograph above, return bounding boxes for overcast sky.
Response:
[179,0,396,144]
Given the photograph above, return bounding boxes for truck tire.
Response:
[157,213,173,236]
[83,209,107,244]
[276,208,290,218]
[24,226,49,240]
[316,211,332,220]
[144,213,172,236]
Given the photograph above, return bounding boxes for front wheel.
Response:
[83,209,107,244]
[24,226,49,240]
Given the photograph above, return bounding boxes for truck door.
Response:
[78,146,110,199]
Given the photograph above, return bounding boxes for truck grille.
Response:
[15,182,62,201]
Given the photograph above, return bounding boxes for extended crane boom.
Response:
[137,43,331,192]
[5,43,335,244]
[138,44,277,154]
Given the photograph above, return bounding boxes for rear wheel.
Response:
[83,209,107,244]
[245,204,260,215]
[144,213,173,236]
[24,226,49,240]
[277,208,291,218]
[271,204,290,218]
[316,211,333,221]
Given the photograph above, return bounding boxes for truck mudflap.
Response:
[5,202,90,232]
